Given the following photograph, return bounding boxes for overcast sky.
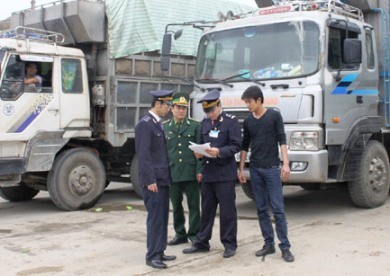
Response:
[0,0,258,21]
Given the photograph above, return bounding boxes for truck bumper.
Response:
[0,158,26,175]
[240,150,328,183]
[287,150,328,183]
[0,158,26,186]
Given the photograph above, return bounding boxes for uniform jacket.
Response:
[200,111,241,182]
[135,112,171,187]
[163,117,202,182]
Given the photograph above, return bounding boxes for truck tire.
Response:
[0,182,39,202]
[130,156,143,198]
[241,182,254,200]
[348,141,390,208]
[47,148,106,211]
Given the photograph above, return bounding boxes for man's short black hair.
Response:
[241,85,264,103]
[151,98,161,108]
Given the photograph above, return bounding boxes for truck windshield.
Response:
[195,20,319,82]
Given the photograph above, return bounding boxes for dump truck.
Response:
[162,0,390,208]
[0,0,251,210]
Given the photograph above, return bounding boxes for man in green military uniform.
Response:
[163,92,202,245]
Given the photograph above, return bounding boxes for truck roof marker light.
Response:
[332,117,340,123]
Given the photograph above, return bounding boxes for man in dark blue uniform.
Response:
[135,90,176,269]
[183,89,241,258]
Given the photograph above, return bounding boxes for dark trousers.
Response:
[142,186,169,260]
[170,181,200,241]
[194,181,237,250]
[250,166,291,250]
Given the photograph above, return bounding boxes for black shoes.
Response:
[255,245,276,257]
[146,259,167,269]
[223,248,236,258]
[161,254,176,261]
[168,236,188,246]
[182,245,210,254]
[281,248,295,262]
[255,245,294,262]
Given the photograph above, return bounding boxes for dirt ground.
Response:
[1,183,389,275]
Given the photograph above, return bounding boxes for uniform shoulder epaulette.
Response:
[162,119,170,125]
[143,116,152,122]
[224,113,236,119]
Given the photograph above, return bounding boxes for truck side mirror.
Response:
[161,30,183,72]
[161,33,172,72]
[343,38,362,64]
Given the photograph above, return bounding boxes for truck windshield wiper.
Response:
[197,78,233,88]
[197,71,266,88]
[221,71,250,82]
[179,77,205,91]
[249,78,266,87]
[222,71,265,87]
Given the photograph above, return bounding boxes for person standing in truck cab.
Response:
[238,85,294,263]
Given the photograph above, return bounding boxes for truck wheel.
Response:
[348,141,390,208]
[130,156,143,198]
[47,148,106,211]
[241,182,254,200]
[0,182,39,202]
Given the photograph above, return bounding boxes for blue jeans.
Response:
[250,166,291,250]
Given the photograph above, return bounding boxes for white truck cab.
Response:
[163,0,390,208]
[0,27,105,210]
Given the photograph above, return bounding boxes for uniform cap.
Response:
[197,89,220,112]
[172,92,189,107]
[150,90,175,103]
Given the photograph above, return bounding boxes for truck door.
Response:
[58,58,90,130]
[324,22,375,145]
[0,54,59,139]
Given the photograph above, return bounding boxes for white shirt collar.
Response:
[149,110,161,122]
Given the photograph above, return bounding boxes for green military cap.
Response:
[172,92,189,107]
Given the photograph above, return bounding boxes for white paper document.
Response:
[188,141,215,158]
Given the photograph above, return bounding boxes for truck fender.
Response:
[337,116,381,181]
[25,131,69,172]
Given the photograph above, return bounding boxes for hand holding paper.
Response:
[189,141,215,158]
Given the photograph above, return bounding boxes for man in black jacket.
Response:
[238,85,294,262]
[135,90,176,269]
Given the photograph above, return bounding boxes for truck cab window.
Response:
[0,55,53,100]
[61,58,83,93]
[328,27,360,70]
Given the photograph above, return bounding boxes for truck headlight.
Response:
[289,131,319,151]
